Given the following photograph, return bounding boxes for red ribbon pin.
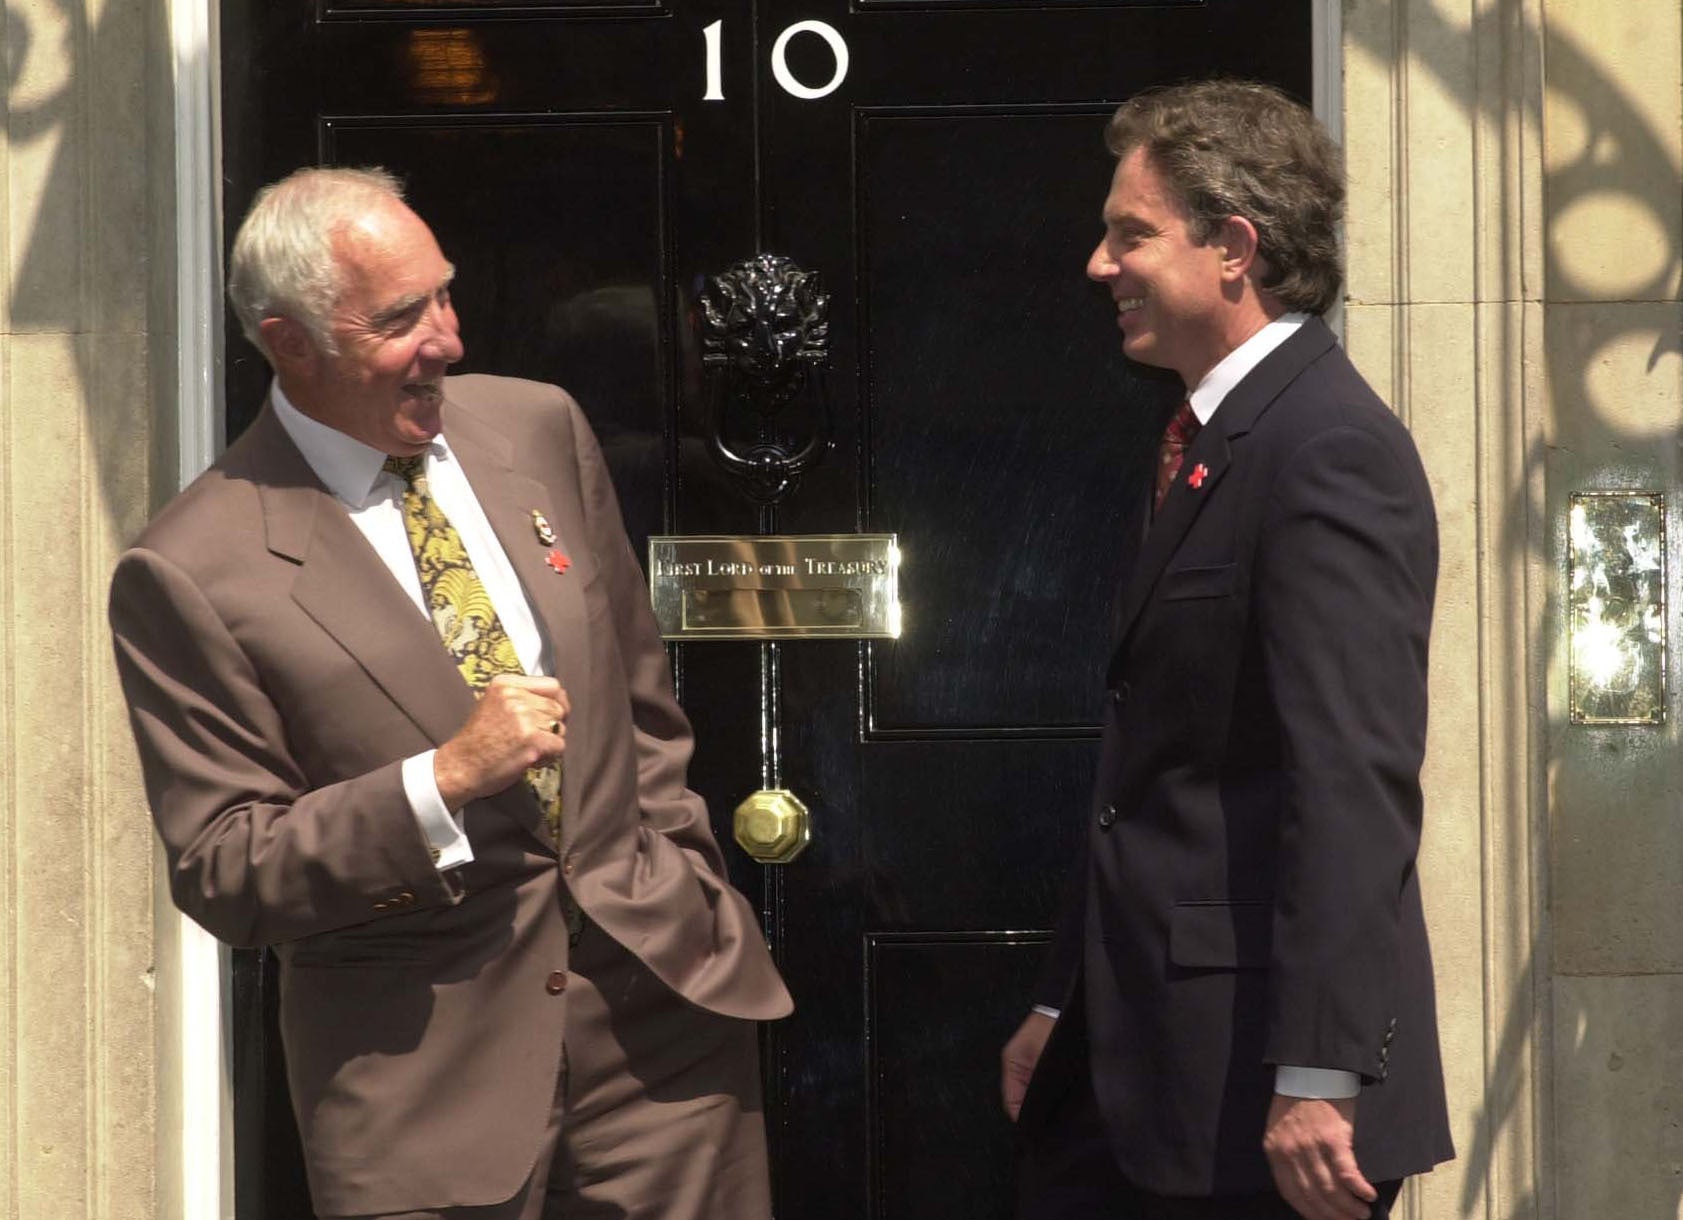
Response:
[546,549,571,575]
[1187,463,1209,490]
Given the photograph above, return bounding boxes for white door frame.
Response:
[163,4,1345,1215]
[169,0,230,1215]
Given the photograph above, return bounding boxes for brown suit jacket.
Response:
[110,374,790,1216]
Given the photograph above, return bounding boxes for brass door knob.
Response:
[733,789,811,864]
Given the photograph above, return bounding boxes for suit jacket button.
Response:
[1097,804,1118,829]
[1110,684,1130,709]
[562,852,576,877]
[546,970,568,995]
[372,900,390,912]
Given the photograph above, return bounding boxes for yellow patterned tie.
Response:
[384,455,563,842]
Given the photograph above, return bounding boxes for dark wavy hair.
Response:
[1105,79,1345,315]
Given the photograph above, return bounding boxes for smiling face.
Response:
[1085,146,1238,391]
[270,195,464,455]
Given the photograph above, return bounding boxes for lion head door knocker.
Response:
[697,254,832,505]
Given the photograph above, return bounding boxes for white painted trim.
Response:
[176,928,232,1220]
[170,1,230,1218]
[174,0,223,475]
[1311,0,1344,149]
[1312,0,1346,340]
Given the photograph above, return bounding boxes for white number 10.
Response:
[703,19,851,103]
[703,20,726,101]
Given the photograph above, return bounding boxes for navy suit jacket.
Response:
[1023,317,1454,1194]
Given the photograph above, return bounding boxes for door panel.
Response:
[857,108,1170,730]
[219,4,1311,1215]
[868,934,1049,1220]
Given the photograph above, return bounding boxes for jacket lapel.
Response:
[444,402,596,847]
[1108,428,1233,659]
[1107,478,1154,649]
[245,407,477,747]
[1106,318,1339,674]
[442,404,591,707]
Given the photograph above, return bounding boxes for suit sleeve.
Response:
[110,550,461,949]
[1252,422,1436,1079]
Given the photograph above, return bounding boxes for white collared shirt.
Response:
[1187,312,1308,427]
[1034,311,1361,1101]
[272,382,552,870]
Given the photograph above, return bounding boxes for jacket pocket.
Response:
[1159,562,1237,601]
[1168,899,1271,969]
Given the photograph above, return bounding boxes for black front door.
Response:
[220,5,1311,1216]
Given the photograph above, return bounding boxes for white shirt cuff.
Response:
[402,751,474,870]
[1031,1005,1061,1020]
[1274,1066,1361,1099]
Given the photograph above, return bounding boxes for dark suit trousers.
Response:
[331,917,771,1220]
[1017,1007,1402,1220]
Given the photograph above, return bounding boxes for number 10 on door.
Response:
[703,19,851,102]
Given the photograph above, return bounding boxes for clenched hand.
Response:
[434,674,569,809]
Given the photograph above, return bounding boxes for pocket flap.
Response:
[1168,900,1271,969]
[1160,562,1237,601]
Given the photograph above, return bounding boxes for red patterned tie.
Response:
[1154,401,1201,514]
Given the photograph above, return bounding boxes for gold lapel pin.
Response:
[531,510,557,546]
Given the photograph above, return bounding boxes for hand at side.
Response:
[1000,1010,1056,1122]
[1263,1094,1378,1220]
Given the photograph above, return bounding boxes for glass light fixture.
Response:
[1568,492,1666,725]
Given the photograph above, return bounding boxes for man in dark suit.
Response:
[1002,80,1453,1220]
[110,167,790,1219]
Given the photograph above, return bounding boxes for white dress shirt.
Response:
[272,383,553,871]
[1036,314,1360,1101]
[1187,312,1307,426]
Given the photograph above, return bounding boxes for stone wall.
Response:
[1344,1,1548,1216]
[0,0,168,1216]
[1540,2,1683,1218]
[1345,2,1683,1217]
